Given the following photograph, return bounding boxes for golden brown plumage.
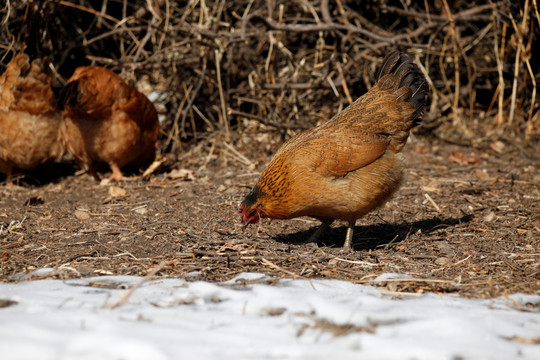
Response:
[0,52,63,183]
[61,66,159,181]
[239,51,430,251]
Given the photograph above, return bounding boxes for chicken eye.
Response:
[249,209,257,217]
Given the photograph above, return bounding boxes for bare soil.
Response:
[1,136,539,298]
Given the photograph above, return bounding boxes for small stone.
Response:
[74,209,90,220]
[483,212,496,222]
[134,207,148,215]
[435,257,449,265]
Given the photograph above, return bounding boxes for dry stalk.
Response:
[438,30,452,109]
[508,0,530,125]
[493,17,507,127]
[520,5,537,140]
[1,0,10,26]
[424,193,443,214]
[214,48,230,139]
[106,261,166,309]
[534,0,540,25]
[222,142,252,166]
[336,63,353,104]
[1,0,538,150]
[241,11,429,48]
[441,0,464,129]
[165,85,190,150]
[181,55,208,138]
[58,0,119,23]
[260,258,316,290]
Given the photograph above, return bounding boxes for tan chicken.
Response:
[0,52,63,184]
[61,66,159,181]
[239,51,429,251]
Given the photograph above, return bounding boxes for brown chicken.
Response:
[61,66,159,181]
[0,52,63,184]
[239,51,429,251]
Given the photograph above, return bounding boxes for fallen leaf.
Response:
[217,241,244,252]
[396,244,407,251]
[489,141,505,153]
[74,210,90,220]
[474,169,490,180]
[168,168,196,181]
[166,260,179,267]
[109,186,127,197]
[449,151,482,165]
[261,308,287,316]
[1,251,10,262]
[435,257,449,265]
[483,212,496,222]
[133,207,148,215]
[99,178,111,186]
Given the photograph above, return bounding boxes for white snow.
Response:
[1,272,539,360]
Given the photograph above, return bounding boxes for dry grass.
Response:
[0,138,538,298]
[0,0,538,153]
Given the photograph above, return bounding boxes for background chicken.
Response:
[0,52,63,184]
[61,66,159,181]
[239,51,429,251]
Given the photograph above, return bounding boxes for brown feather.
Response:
[61,66,159,181]
[239,51,430,249]
[0,52,63,181]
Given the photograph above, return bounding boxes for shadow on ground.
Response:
[274,214,474,251]
[0,161,79,187]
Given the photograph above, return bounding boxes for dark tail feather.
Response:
[59,80,79,110]
[377,51,429,125]
[376,51,401,80]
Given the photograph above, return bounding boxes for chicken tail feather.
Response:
[377,51,429,125]
[60,80,80,109]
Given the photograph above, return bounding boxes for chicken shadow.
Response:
[274,214,474,251]
[1,156,176,187]
[0,161,79,187]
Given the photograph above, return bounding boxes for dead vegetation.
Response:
[0,1,539,297]
[1,0,539,151]
[0,137,538,298]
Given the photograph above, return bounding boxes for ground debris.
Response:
[0,139,538,298]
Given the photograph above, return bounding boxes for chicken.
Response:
[61,66,159,181]
[0,52,63,184]
[239,51,429,251]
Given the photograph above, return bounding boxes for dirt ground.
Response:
[0,135,538,299]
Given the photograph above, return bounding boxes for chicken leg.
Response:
[306,220,333,243]
[342,220,356,251]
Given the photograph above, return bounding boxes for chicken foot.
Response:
[306,220,333,244]
[109,163,127,181]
